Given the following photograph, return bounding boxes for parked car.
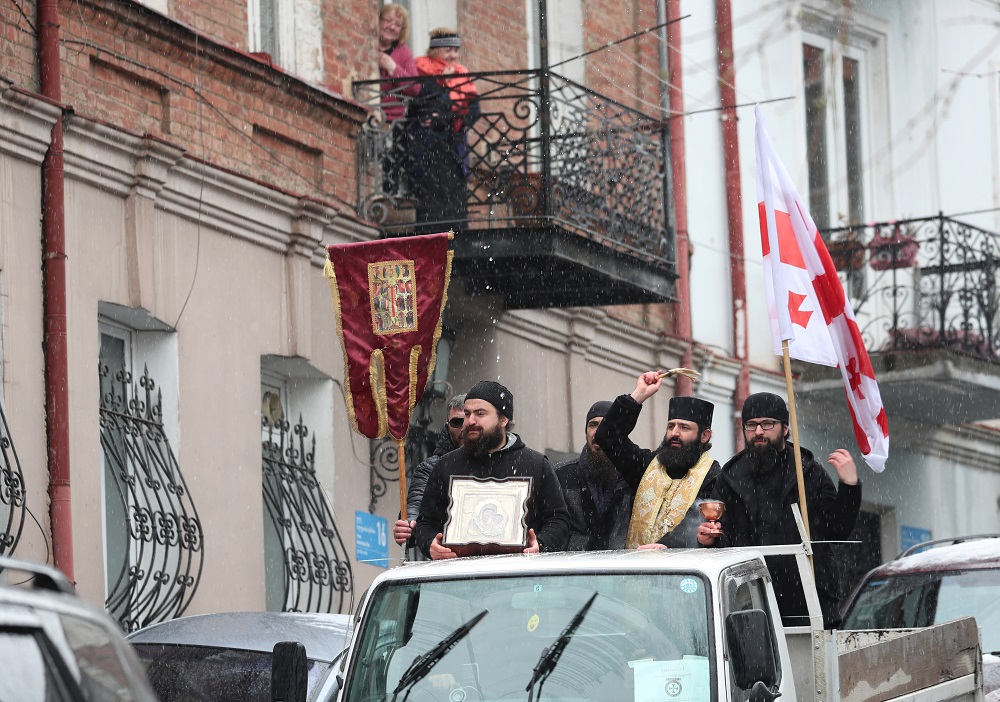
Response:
[0,557,157,701]
[840,534,1000,701]
[128,610,352,702]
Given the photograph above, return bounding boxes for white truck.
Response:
[322,541,983,702]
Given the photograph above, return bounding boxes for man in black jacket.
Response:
[697,392,861,628]
[595,371,720,548]
[393,393,466,548]
[556,400,633,550]
[413,380,570,559]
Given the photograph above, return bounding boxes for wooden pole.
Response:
[781,341,812,548]
[397,438,408,521]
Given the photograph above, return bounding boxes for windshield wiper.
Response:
[390,609,489,702]
[525,592,598,702]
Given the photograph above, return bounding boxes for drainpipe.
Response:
[39,0,74,580]
[716,0,751,448]
[662,0,693,396]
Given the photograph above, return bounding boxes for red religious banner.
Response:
[324,233,453,441]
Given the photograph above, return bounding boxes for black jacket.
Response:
[413,433,570,557]
[406,424,459,522]
[594,394,720,548]
[708,445,862,628]
[555,449,633,551]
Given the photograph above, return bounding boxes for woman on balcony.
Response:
[406,28,480,227]
[377,4,419,195]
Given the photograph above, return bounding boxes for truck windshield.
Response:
[842,569,1000,652]
[342,572,713,702]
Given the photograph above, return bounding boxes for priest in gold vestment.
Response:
[594,370,720,548]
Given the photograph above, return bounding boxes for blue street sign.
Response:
[355,510,389,569]
[900,525,932,554]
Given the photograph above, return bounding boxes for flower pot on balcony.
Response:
[869,227,918,270]
[827,237,866,271]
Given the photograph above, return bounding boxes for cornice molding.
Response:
[0,85,62,165]
[58,116,370,261]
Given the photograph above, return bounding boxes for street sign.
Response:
[900,525,932,553]
[355,510,389,569]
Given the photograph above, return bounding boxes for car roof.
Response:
[369,548,765,586]
[872,537,1000,576]
[128,611,352,662]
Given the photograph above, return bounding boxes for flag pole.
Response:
[781,341,814,569]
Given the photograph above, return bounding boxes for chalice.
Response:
[699,500,725,537]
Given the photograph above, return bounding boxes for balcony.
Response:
[795,215,1000,425]
[353,70,676,309]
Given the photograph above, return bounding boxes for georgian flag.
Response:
[755,107,889,472]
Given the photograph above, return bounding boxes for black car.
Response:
[129,610,352,702]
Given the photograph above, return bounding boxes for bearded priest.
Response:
[594,371,720,548]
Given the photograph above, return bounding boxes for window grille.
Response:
[99,361,204,631]
[0,397,25,559]
[262,416,353,613]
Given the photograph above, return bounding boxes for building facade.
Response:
[0,0,997,626]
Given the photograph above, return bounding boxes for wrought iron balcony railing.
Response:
[822,215,1000,361]
[353,70,671,266]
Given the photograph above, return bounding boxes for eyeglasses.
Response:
[743,420,779,432]
[448,417,465,429]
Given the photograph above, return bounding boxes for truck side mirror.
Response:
[271,641,308,702]
[725,609,778,690]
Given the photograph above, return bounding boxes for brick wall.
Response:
[457,0,527,72]
[324,0,378,98]
[56,0,364,205]
[0,0,39,92]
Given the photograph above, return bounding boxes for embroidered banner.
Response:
[325,233,453,440]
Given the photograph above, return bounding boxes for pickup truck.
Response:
[328,543,984,702]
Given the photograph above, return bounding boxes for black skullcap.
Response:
[465,380,513,420]
[741,392,789,425]
[668,396,714,428]
[586,400,613,424]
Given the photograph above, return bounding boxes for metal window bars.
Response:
[0,396,25,561]
[262,415,353,613]
[98,361,204,631]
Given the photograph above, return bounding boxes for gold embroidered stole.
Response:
[626,452,715,548]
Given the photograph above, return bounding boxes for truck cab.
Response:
[335,549,795,702]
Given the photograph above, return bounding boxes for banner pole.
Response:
[397,438,409,563]
[782,341,814,570]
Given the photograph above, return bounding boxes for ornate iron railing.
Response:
[99,363,204,631]
[0,397,25,560]
[822,215,1000,361]
[353,70,671,266]
[262,416,353,613]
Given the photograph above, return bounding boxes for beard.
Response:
[463,423,505,459]
[746,434,785,474]
[655,436,704,477]
[581,444,619,485]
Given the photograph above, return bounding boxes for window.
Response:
[260,356,352,613]
[803,42,868,231]
[800,7,888,234]
[248,0,322,83]
[98,303,202,631]
[724,569,782,702]
[526,0,585,84]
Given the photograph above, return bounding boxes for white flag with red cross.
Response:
[755,107,889,472]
